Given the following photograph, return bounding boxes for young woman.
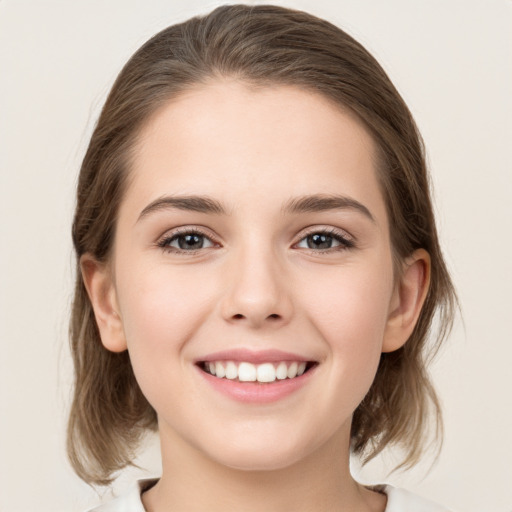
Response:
[68,5,457,511]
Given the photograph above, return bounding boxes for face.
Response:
[90,80,416,472]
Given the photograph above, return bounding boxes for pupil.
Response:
[309,233,332,249]
[179,234,203,249]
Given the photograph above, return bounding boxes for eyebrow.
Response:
[283,194,375,222]
[139,195,227,219]
[137,193,375,223]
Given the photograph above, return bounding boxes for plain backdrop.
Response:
[1,1,511,511]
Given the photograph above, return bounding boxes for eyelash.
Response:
[295,227,355,253]
[157,226,355,256]
[157,227,217,255]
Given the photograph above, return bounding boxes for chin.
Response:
[214,448,305,472]
[200,432,319,473]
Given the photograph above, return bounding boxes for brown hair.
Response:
[68,4,457,485]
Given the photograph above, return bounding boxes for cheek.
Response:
[114,264,210,384]
[306,264,392,341]
[301,264,393,396]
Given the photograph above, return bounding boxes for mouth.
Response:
[197,360,318,383]
[195,350,319,403]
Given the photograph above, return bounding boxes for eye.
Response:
[295,228,355,253]
[157,228,217,254]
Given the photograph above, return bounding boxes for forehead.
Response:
[124,80,387,227]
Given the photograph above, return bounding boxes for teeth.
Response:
[203,360,310,383]
[276,362,288,380]
[287,362,298,379]
[225,361,237,380]
[257,363,276,383]
[238,362,257,382]
[215,361,225,378]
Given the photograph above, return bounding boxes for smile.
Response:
[195,349,318,402]
[200,360,316,383]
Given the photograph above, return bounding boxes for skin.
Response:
[83,80,430,512]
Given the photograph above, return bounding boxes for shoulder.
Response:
[382,485,454,512]
[86,480,453,512]
[85,479,157,512]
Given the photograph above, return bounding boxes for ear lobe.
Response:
[382,249,431,353]
[80,254,127,353]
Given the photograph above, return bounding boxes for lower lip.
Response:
[196,365,316,403]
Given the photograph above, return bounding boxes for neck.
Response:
[142,423,386,512]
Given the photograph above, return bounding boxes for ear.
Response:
[80,254,127,353]
[382,249,431,353]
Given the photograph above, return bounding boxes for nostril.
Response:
[230,312,282,323]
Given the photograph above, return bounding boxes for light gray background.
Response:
[1,1,511,511]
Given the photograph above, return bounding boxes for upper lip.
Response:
[196,348,314,364]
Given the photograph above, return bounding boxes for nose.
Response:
[219,243,293,329]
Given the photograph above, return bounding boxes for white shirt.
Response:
[87,479,452,511]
